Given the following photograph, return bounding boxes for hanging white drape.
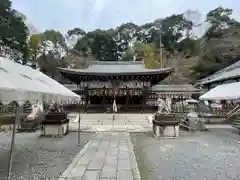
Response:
[113,100,117,112]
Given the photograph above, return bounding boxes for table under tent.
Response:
[0,57,80,180]
[200,81,240,133]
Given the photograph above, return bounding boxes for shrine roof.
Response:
[199,67,240,85]
[59,61,173,76]
[151,84,201,92]
[197,60,240,85]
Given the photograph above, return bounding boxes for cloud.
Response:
[11,0,240,34]
[90,0,107,13]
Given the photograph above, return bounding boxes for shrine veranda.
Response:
[60,61,201,112]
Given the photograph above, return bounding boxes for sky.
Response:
[11,0,240,34]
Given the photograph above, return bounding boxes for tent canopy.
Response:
[200,82,240,100]
[186,98,198,104]
[0,57,80,105]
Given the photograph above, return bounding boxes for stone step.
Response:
[17,127,38,132]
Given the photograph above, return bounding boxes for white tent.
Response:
[186,98,199,104]
[0,57,80,105]
[200,82,240,100]
[0,57,80,180]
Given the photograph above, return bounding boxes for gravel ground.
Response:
[0,131,95,180]
[131,128,240,180]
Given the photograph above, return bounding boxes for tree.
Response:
[207,7,233,27]
[86,29,119,61]
[74,36,91,54]
[177,38,200,57]
[0,0,29,64]
[134,14,193,54]
[28,34,41,68]
[42,30,67,57]
[204,7,240,39]
[160,14,193,52]
[67,28,85,37]
[73,36,92,65]
[66,28,86,49]
[116,23,139,55]
[37,52,67,80]
[190,7,240,81]
[121,47,134,61]
[134,43,159,68]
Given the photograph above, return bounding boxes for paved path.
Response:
[58,132,141,180]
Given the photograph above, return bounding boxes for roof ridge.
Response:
[199,60,240,83]
[90,61,143,65]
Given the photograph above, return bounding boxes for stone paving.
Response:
[58,132,141,180]
[0,131,94,180]
[131,128,240,180]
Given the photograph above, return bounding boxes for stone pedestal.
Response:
[152,113,180,138]
[41,112,69,137]
[41,123,69,137]
[180,112,206,132]
[153,124,179,138]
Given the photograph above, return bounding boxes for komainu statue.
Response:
[154,97,179,138]
[157,97,172,114]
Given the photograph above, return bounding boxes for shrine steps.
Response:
[78,113,152,126]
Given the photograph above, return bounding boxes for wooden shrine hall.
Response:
[60,61,201,112]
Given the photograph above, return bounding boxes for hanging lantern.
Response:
[161,93,165,99]
[166,93,169,98]
[128,90,131,95]
[179,93,182,99]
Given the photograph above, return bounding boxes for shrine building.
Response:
[60,61,201,112]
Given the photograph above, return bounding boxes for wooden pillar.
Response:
[125,89,129,111]
[102,87,106,111]
[142,85,148,112]
[84,86,89,112]
[125,94,129,111]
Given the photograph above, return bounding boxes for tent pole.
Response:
[77,112,81,146]
[7,106,19,180]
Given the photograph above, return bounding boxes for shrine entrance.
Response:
[87,89,144,112]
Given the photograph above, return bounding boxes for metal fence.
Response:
[0,105,17,116]
[0,102,32,116]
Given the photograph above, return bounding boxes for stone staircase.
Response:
[232,117,240,134]
[226,105,240,134]
[69,113,152,132]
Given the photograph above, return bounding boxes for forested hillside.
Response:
[1,0,240,84]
